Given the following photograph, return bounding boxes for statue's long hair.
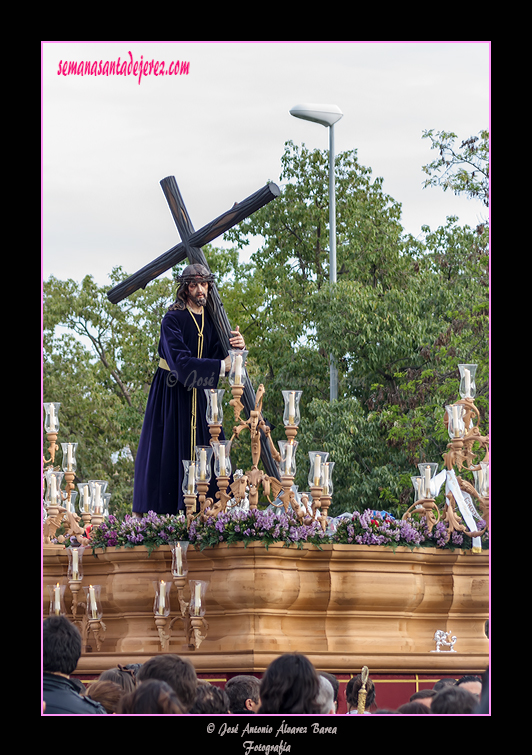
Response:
[168,264,215,311]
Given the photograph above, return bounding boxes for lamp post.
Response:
[289,103,343,401]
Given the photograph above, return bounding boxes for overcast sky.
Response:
[42,41,490,291]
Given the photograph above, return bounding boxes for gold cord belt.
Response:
[188,308,204,460]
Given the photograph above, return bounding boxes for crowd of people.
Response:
[42,615,489,715]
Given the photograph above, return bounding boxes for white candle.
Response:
[464,368,471,397]
[234,355,242,385]
[285,443,293,474]
[452,405,459,437]
[94,482,101,513]
[83,484,89,512]
[288,391,295,424]
[211,390,218,422]
[49,403,56,429]
[200,449,206,480]
[175,544,182,576]
[50,475,57,505]
[424,466,431,498]
[89,585,98,619]
[72,549,79,580]
[219,445,226,476]
[159,581,166,614]
[194,583,202,615]
[187,462,195,494]
[313,455,321,487]
[322,463,329,494]
[67,444,73,471]
[54,583,61,615]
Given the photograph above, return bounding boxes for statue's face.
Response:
[187,280,209,308]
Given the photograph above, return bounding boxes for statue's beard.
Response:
[188,292,207,309]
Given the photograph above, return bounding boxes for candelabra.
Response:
[403,364,489,551]
[149,542,210,651]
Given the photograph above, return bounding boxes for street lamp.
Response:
[289,103,343,401]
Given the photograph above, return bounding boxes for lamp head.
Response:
[290,103,343,128]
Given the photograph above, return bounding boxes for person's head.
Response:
[170,264,215,311]
[346,673,376,713]
[258,653,321,714]
[433,678,456,692]
[431,685,478,714]
[43,615,82,676]
[410,689,437,708]
[116,679,185,714]
[99,665,137,693]
[87,680,124,714]
[225,675,261,713]
[318,672,339,712]
[397,701,431,714]
[456,675,482,699]
[190,683,230,714]
[136,654,197,712]
[316,675,336,714]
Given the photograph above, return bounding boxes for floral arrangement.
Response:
[87,506,488,555]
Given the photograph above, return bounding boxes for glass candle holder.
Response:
[43,402,60,433]
[195,445,214,482]
[458,364,477,399]
[171,541,190,578]
[446,404,466,439]
[417,462,439,498]
[153,580,172,617]
[102,493,111,517]
[322,461,335,495]
[212,440,232,478]
[48,583,66,616]
[45,470,64,507]
[67,546,86,581]
[228,350,248,386]
[84,584,103,620]
[61,442,78,473]
[279,440,298,476]
[64,490,78,515]
[78,482,92,514]
[189,580,209,617]
[474,461,489,497]
[308,451,329,488]
[282,390,303,427]
[182,461,197,495]
[411,475,424,502]
[89,480,108,515]
[204,388,224,425]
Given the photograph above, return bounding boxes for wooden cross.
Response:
[107,176,281,479]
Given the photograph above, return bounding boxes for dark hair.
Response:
[410,689,437,702]
[258,653,321,715]
[87,680,124,714]
[190,683,230,714]
[346,673,376,711]
[116,679,185,714]
[433,678,456,691]
[136,654,197,711]
[43,615,82,675]
[99,665,137,693]
[225,675,261,712]
[456,675,482,688]
[169,264,215,311]
[397,701,431,714]
[431,685,478,714]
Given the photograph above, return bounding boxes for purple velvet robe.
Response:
[133,307,226,515]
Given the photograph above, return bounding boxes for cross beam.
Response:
[106,176,281,480]
[106,180,280,304]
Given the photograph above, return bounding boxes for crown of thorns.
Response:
[177,267,216,284]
